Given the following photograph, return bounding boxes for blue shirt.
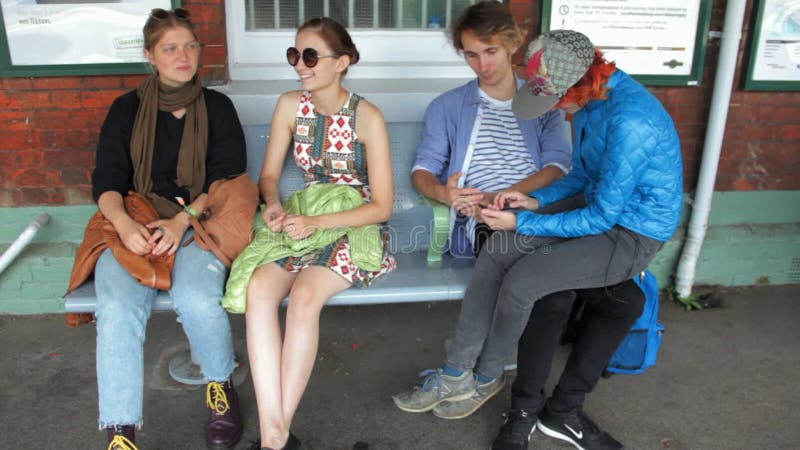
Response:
[412,78,573,255]
[412,78,572,184]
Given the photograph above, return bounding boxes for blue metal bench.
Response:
[64,121,473,382]
[65,122,470,310]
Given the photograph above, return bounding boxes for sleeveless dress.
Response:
[275,91,396,287]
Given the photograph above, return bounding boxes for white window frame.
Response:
[226,0,480,80]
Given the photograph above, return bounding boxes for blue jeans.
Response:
[94,236,237,428]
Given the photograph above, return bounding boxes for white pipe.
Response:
[674,0,747,298]
[0,212,51,275]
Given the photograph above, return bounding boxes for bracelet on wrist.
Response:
[174,196,199,218]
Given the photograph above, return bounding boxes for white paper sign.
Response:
[548,0,702,77]
[751,0,800,81]
[1,0,167,65]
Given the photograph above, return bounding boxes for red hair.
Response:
[556,49,616,109]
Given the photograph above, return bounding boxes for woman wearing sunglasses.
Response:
[88,8,246,450]
[238,17,395,450]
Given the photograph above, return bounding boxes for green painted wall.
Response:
[1,190,799,314]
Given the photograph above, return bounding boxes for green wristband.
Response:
[184,205,199,218]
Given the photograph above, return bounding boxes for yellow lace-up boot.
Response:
[206,379,242,448]
[106,425,137,450]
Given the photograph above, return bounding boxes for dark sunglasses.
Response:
[286,47,338,68]
[150,8,191,21]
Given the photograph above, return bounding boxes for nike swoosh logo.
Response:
[564,424,583,439]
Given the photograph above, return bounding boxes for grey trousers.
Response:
[444,196,662,379]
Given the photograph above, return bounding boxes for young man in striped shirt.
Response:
[393,0,574,421]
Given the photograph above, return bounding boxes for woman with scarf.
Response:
[90,9,245,450]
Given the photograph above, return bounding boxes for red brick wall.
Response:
[1,0,798,207]
[0,0,227,207]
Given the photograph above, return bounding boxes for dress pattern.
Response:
[276,91,396,287]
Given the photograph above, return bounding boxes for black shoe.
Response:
[537,405,623,450]
[241,433,304,450]
[281,433,303,450]
[490,409,537,450]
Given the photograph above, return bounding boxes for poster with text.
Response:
[746,0,800,90]
[545,0,705,83]
[1,0,168,66]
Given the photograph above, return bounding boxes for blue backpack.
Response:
[606,269,665,374]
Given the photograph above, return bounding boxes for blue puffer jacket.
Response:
[517,70,683,242]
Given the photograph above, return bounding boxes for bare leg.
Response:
[246,263,297,449]
[281,266,351,426]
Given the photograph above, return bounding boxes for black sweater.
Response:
[92,88,248,204]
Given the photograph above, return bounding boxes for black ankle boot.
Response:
[106,424,136,449]
[206,379,242,449]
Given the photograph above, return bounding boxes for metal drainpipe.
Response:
[674,0,748,298]
[0,212,51,276]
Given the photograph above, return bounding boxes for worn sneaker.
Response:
[392,368,475,413]
[433,374,507,419]
[537,406,623,450]
[490,409,537,450]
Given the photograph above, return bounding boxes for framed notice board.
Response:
[0,0,181,77]
[541,0,712,86]
[744,0,800,91]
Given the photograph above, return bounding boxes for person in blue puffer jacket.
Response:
[472,31,683,450]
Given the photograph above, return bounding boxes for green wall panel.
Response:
[1,191,798,314]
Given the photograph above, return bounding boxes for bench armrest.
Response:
[423,197,449,266]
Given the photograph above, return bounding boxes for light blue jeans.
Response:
[94,235,237,428]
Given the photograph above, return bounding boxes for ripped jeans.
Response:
[94,232,237,428]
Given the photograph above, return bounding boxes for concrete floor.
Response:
[0,284,798,450]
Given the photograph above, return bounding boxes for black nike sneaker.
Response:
[537,405,623,450]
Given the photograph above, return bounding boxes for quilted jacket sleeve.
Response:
[517,113,651,237]
[528,158,588,207]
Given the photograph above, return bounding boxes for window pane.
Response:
[244,0,477,31]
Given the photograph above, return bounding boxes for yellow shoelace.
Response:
[206,381,230,415]
[107,434,137,450]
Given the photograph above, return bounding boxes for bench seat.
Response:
[65,252,475,313]
[64,120,471,309]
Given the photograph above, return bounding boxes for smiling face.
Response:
[460,30,516,91]
[144,26,200,88]
[293,29,346,91]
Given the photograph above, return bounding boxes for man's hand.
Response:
[440,172,484,218]
[480,208,517,231]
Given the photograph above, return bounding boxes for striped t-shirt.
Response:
[464,89,539,192]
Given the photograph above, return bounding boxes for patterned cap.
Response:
[512,30,595,119]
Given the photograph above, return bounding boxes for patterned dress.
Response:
[275,91,396,287]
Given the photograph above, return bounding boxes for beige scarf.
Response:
[130,74,208,218]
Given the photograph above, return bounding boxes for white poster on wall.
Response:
[751,0,800,81]
[1,0,167,65]
[548,0,702,79]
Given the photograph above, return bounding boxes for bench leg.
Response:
[168,349,206,385]
[167,347,250,385]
